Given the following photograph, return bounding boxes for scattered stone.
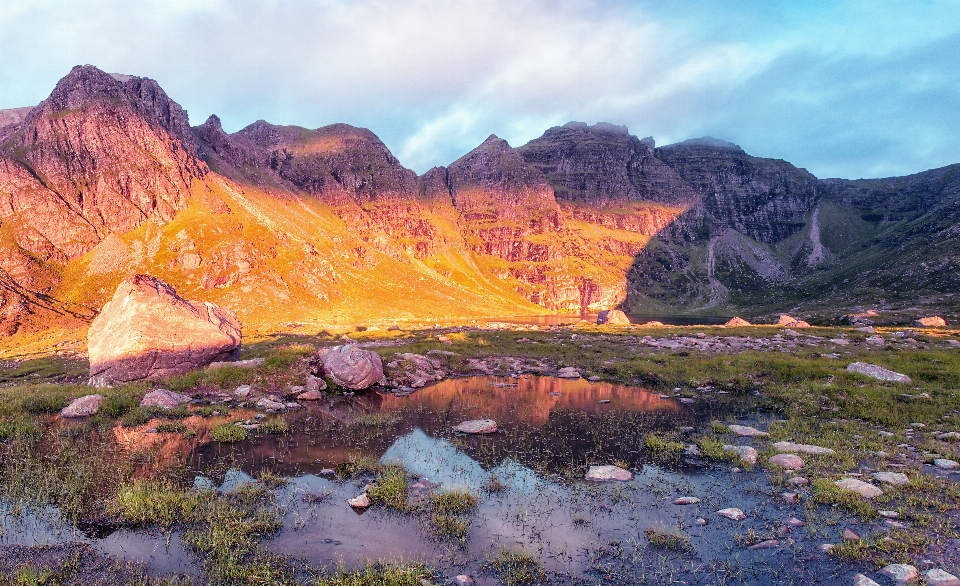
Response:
[256,397,285,410]
[305,375,327,393]
[679,397,696,404]
[315,345,385,390]
[673,497,701,505]
[872,471,911,486]
[557,367,581,379]
[695,518,707,525]
[723,445,758,465]
[87,275,241,386]
[61,394,104,418]
[819,543,835,554]
[846,362,912,384]
[856,326,877,333]
[787,477,809,487]
[453,419,498,434]
[140,389,192,410]
[835,478,883,499]
[597,309,631,325]
[297,390,323,401]
[769,454,805,469]
[451,576,476,586]
[923,569,960,586]
[598,399,611,404]
[585,465,633,482]
[933,458,959,470]
[884,519,906,529]
[936,432,960,441]
[879,430,896,438]
[748,539,779,550]
[347,493,370,509]
[913,316,947,327]
[843,528,861,541]
[716,508,747,521]
[878,563,919,583]
[728,424,769,437]
[782,492,799,504]
[234,385,252,398]
[783,517,806,527]
[878,510,900,519]
[772,441,836,455]
[853,574,881,586]
[207,357,263,371]
[587,375,601,382]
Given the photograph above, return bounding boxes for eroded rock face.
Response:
[88,275,241,386]
[315,345,384,390]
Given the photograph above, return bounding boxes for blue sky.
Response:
[1,0,958,178]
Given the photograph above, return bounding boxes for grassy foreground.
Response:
[0,323,957,583]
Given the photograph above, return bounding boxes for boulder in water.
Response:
[315,345,385,390]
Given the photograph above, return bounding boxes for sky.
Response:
[1,0,958,179]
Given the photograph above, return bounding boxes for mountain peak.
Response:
[668,136,743,151]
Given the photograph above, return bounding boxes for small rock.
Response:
[835,477,883,499]
[347,493,370,509]
[783,517,806,527]
[878,510,900,519]
[208,357,263,371]
[585,465,633,482]
[878,563,919,583]
[716,508,747,520]
[782,492,798,504]
[843,528,861,541]
[557,367,581,379]
[772,441,836,455]
[884,519,906,529]
[597,309,630,325]
[673,497,701,505]
[598,399,611,404]
[695,517,707,526]
[140,388,192,409]
[933,458,959,470]
[769,454,805,469]
[846,362,912,384]
[256,397,285,410]
[588,375,601,382]
[819,543,835,554]
[748,539,779,550]
[923,569,960,586]
[297,390,324,400]
[679,397,696,404]
[853,574,881,586]
[879,430,896,437]
[728,424,769,437]
[61,395,104,418]
[936,432,960,441]
[722,445,758,465]
[305,375,327,393]
[453,419,497,434]
[234,385,252,398]
[787,477,809,487]
[872,471,911,486]
[451,576,476,586]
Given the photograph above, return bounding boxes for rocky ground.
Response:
[0,321,958,585]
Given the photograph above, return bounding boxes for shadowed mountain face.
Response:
[0,65,957,335]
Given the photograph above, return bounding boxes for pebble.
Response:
[878,564,919,583]
[787,477,809,487]
[872,471,911,486]
[60,394,104,418]
[598,399,611,404]
[782,492,799,504]
[722,445,758,465]
[853,575,881,586]
[923,569,960,586]
[842,528,861,541]
[835,477,883,499]
[673,497,701,505]
[819,543,835,554]
[933,458,959,470]
[936,432,960,441]
[234,385,252,398]
[783,517,806,527]
[585,465,632,482]
[769,454,805,469]
[772,441,836,455]
[747,539,779,550]
[716,508,746,521]
[728,424,769,437]
[451,575,476,586]
[347,493,371,509]
[695,517,707,525]
[453,419,498,434]
[878,510,900,519]
[557,367,581,379]
[679,397,696,404]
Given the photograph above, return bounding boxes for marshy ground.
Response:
[0,322,959,585]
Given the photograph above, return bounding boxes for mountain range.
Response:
[0,65,957,337]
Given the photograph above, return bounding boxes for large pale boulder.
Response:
[315,344,384,390]
[846,362,912,384]
[88,275,241,387]
[725,317,752,327]
[597,309,630,325]
[914,316,947,327]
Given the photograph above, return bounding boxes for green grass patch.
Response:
[810,478,877,519]
[367,465,409,512]
[316,561,433,586]
[645,527,693,551]
[211,423,248,443]
[644,434,685,463]
[487,547,545,586]
[259,417,289,435]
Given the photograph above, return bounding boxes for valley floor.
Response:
[0,323,959,585]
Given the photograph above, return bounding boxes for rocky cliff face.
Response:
[0,64,958,336]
